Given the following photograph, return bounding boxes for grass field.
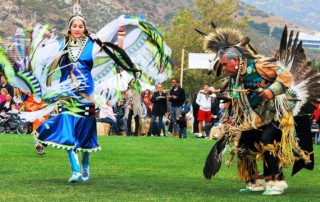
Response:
[0,134,319,202]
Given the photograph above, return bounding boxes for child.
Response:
[0,110,7,118]
[8,103,19,114]
[176,111,187,139]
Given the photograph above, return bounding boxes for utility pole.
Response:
[180,49,185,87]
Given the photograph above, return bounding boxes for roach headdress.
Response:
[196,23,261,76]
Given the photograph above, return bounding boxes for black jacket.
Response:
[169,87,185,107]
[1,83,14,97]
[151,92,167,116]
[0,100,15,112]
[176,117,187,129]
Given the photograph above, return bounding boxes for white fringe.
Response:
[19,102,58,122]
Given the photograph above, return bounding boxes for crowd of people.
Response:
[96,79,233,141]
[0,75,20,114]
[98,79,187,138]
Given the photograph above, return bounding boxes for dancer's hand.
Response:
[259,89,273,101]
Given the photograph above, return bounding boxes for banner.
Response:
[188,53,214,69]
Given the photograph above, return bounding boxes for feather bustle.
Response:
[203,136,228,179]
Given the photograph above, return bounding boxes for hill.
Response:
[1,0,319,62]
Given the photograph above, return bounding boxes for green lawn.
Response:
[0,134,319,201]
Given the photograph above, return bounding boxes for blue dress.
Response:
[36,37,101,152]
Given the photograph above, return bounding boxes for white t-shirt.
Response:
[99,104,116,122]
[196,91,211,111]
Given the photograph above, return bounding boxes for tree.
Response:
[163,0,248,97]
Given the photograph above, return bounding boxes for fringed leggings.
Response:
[238,122,282,181]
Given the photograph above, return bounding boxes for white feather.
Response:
[19,103,58,122]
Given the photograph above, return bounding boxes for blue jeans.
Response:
[179,127,187,138]
[170,106,182,133]
[116,116,125,131]
[100,117,120,135]
[149,115,165,136]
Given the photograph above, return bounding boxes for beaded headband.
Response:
[68,15,86,28]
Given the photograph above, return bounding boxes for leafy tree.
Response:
[163,0,248,97]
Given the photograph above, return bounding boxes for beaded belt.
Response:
[58,104,96,117]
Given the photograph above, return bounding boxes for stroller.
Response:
[0,112,31,134]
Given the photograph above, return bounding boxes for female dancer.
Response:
[36,15,100,183]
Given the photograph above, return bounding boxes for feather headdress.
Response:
[196,23,261,76]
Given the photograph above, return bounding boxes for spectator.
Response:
[143,89,153,117]
[124,80,142,136]
[13,87,23,104]
[113,99,126,132]
[208,100,230,140]
[196,83,212,137]
[100,99,120,136]
[0,110,7,119]
[169,79,185,136]
[8,103,19,114]
[0,75,14,97]
[0,88,8,104]
[0,94,15,112]
[149,83,167,136]
[191,92,199,134]
[209,94,220,130]
[176,110,187,138]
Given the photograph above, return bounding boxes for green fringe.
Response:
[77,147,102,153]
[37,140,75,151]
[37,140,101,153]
